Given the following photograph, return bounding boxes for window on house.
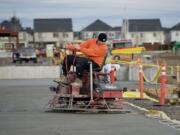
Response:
[85,33,89,38]
[115,32,120,36]
[176,32,179,37]
[110,33,114,37]
[131,34,134,38]
[38,33,42,38]
[93,32,98,38]
[63,33,68,38]
[153,33,157,37]
[53,32,59,38]
[140,33,143,38]
[5,43,12,50]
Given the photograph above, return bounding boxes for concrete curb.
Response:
[125,101,180,125]
[0,66,60,79]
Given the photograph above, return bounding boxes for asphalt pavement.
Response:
[0,79,179,135]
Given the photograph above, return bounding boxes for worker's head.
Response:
[97,33,107,44]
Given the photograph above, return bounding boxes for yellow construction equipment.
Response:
[111,40,145,61]
[111,46,145,55]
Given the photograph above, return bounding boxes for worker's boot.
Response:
[71,77,82,87]
[55,75,69,85]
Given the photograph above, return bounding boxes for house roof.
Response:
[128,19,162,32]
[82,19,112,31]
[162,27,170,33]
[22,27,34,35]
[111,26,121,31]
[34,18,73,32]
[171,23,180,30]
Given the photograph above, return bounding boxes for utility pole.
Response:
[125,19,129,40]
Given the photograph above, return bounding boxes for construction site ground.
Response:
[0,79,179,135]
[116,81,180,121]
[126,98,180,121]
[0,51,179,124]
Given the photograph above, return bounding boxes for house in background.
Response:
[162,27,171,44]
[34,18,73,48]
[19,27,33,48]
[108,26,121,40]
[121,19,165,45]
[80,19,121,41]
[0,18,33,50]
[170,22,180,42]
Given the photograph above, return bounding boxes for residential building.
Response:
[121,19,165,45]
[80,19,121,41]
[0,19,33,51]
[162,27,171,44]
[19,27,33,48]
[109,26,121,40]
[170,22,180,42]
[34,18,73,48]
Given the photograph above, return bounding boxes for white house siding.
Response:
[81,31,106,40]
[170,31,180,42]
[126,31,165,45]
[81,31,120,41]
[34,32,73,43]
[0,37,15,50]
[19,32,33,47]
[107,31,121,40]
[0,32,33,49]
[81,32,92,40]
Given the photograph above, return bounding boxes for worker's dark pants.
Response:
[62,55,100,78]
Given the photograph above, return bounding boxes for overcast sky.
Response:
[0,0,180,31]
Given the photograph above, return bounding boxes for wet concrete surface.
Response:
[0,79,179,135]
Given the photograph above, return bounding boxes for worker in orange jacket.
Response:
[62,33,108,86]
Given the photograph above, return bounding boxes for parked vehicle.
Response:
[12,50,20,63]
[12,47,37,63]
[36,48,46,57]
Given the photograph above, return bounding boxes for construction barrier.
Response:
[139,64,144,99]
[112,60,179,105]
[160,64,166,105]
[109,68,115,84]
[116,60,180,83]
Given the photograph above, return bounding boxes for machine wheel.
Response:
[33,58,37,63]
[19,59,22,64]
[114,55,120,60]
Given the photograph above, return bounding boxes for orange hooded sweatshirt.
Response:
[79,38,108,66]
